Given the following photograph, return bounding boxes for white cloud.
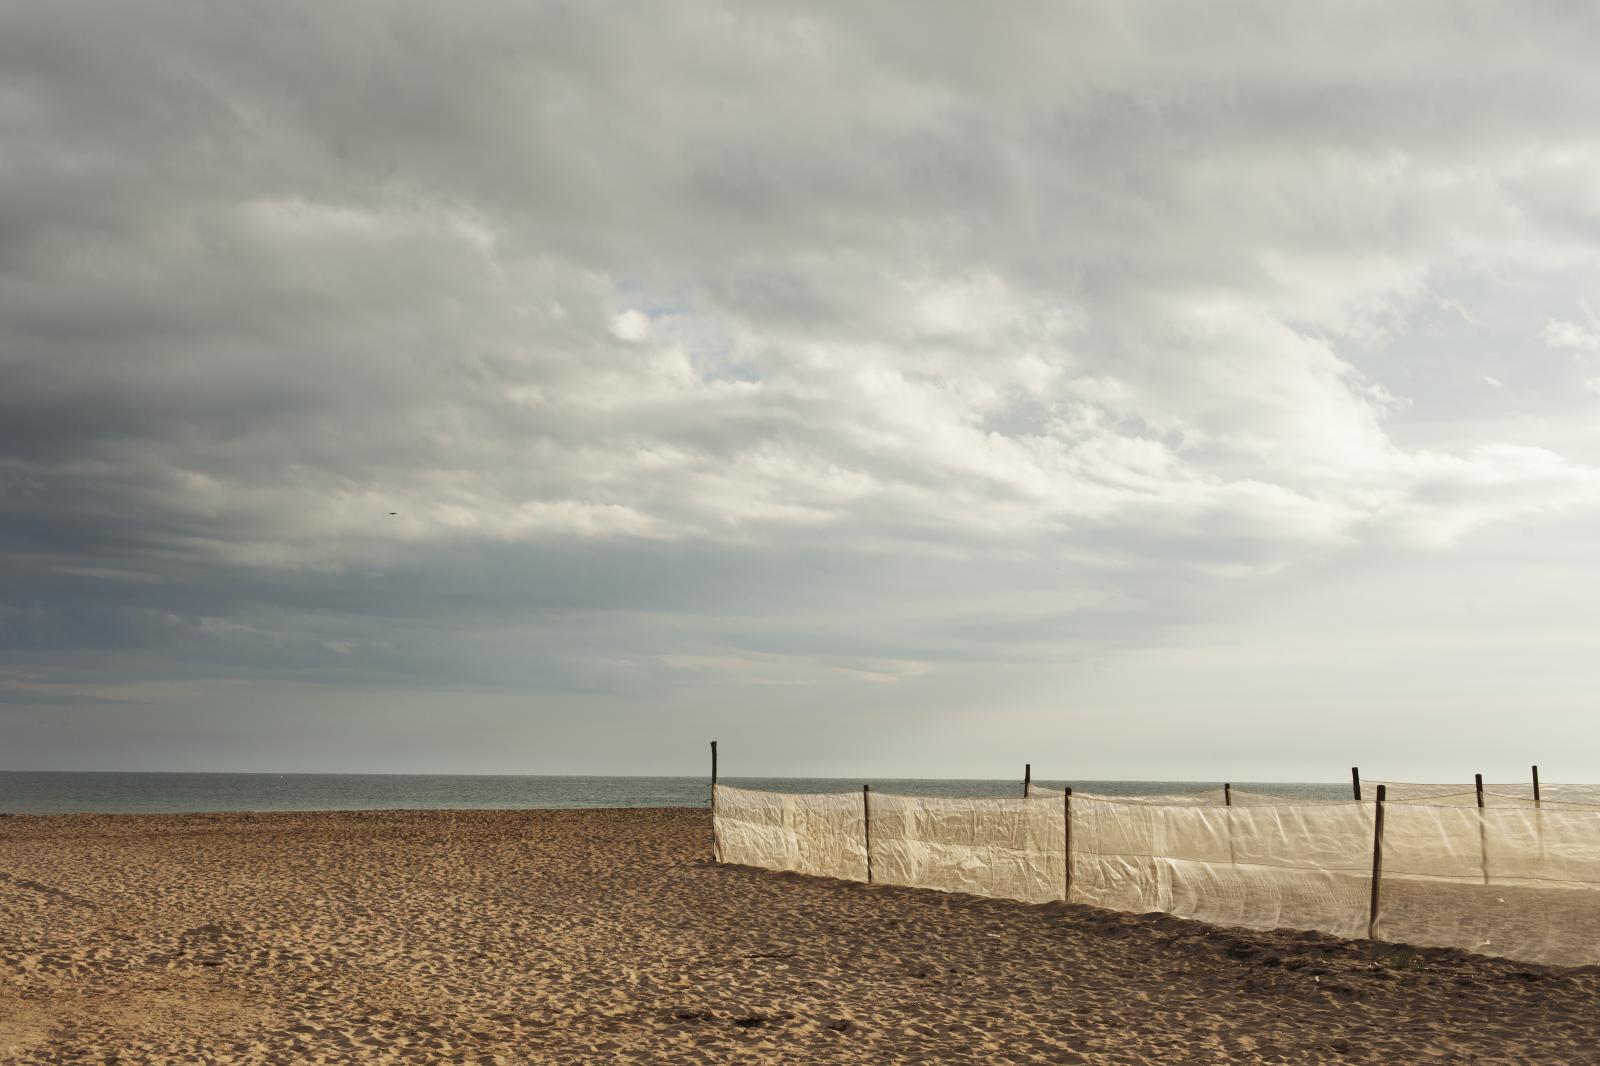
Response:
[609,308,651,342]
[7,2,1600,771]
[1544,319,1600,353]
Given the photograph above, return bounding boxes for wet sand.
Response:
[1,808,1595,1063]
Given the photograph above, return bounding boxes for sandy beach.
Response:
[1,809,1595,1064]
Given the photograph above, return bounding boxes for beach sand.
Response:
[1,809,1594,1064]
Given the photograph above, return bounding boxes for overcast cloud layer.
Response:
[5,2,1600,779]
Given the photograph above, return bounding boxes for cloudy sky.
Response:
[4,2,1600,781]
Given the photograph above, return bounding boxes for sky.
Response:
[4,2,1600,781]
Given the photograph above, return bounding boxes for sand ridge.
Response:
[1,808,1596,1063]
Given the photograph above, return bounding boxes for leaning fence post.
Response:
[1351,767,1362,801]
[1368,784,1386,940]
[1023,763,1031,798]
[710,740,720,863]
[1063,787,1073,903]
[862,784,873,885]
[1533,765,1541,808]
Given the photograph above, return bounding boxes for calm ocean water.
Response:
[0,772,1349,815]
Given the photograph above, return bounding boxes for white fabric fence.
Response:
[712,783,1600,967]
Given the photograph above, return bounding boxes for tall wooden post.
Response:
[862,785,874,884]
[1351,767,1362,802]
[1533,764,1546,864]
[1023,763,1032,798]
[710,741,720,863]
[1224,783,1236,865]
[1063,787,1073,903]
[1368,785,1387,940]
[1475,772,1489,885]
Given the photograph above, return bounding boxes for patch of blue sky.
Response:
[612,282,760,384]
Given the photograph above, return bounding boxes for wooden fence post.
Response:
[1368,784,1386,940]
[1533,764,1546,864]
[1063,787,1073,903]
[1224,783,1236,865]
[1023,763,1031,798]
[1475,772,1489,885]
[862,784,873,885]
[1351,767,1362,802]
[710,740,720,863]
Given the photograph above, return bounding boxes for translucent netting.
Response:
[1534,784,1600,807]
[870,792,1065,904]
[713,784,866,882]
[1069,797,1376,940]
[1027,786,1233,805]
[1227,788,1352,807]
[713,784,1600,967]
[1039,781,1600,810]
[1029,786,1351,807]
[1374,803,1600,966]
[1369,780,1600,810]
[1027,786,1237,805]
[1366,780,1490,803]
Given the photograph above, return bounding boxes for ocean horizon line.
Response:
[0,770,1353,815]
[0,769,1349,784]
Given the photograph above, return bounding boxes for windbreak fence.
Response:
[713,783,1600,967]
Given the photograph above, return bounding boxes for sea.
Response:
[0,772,1350,815]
